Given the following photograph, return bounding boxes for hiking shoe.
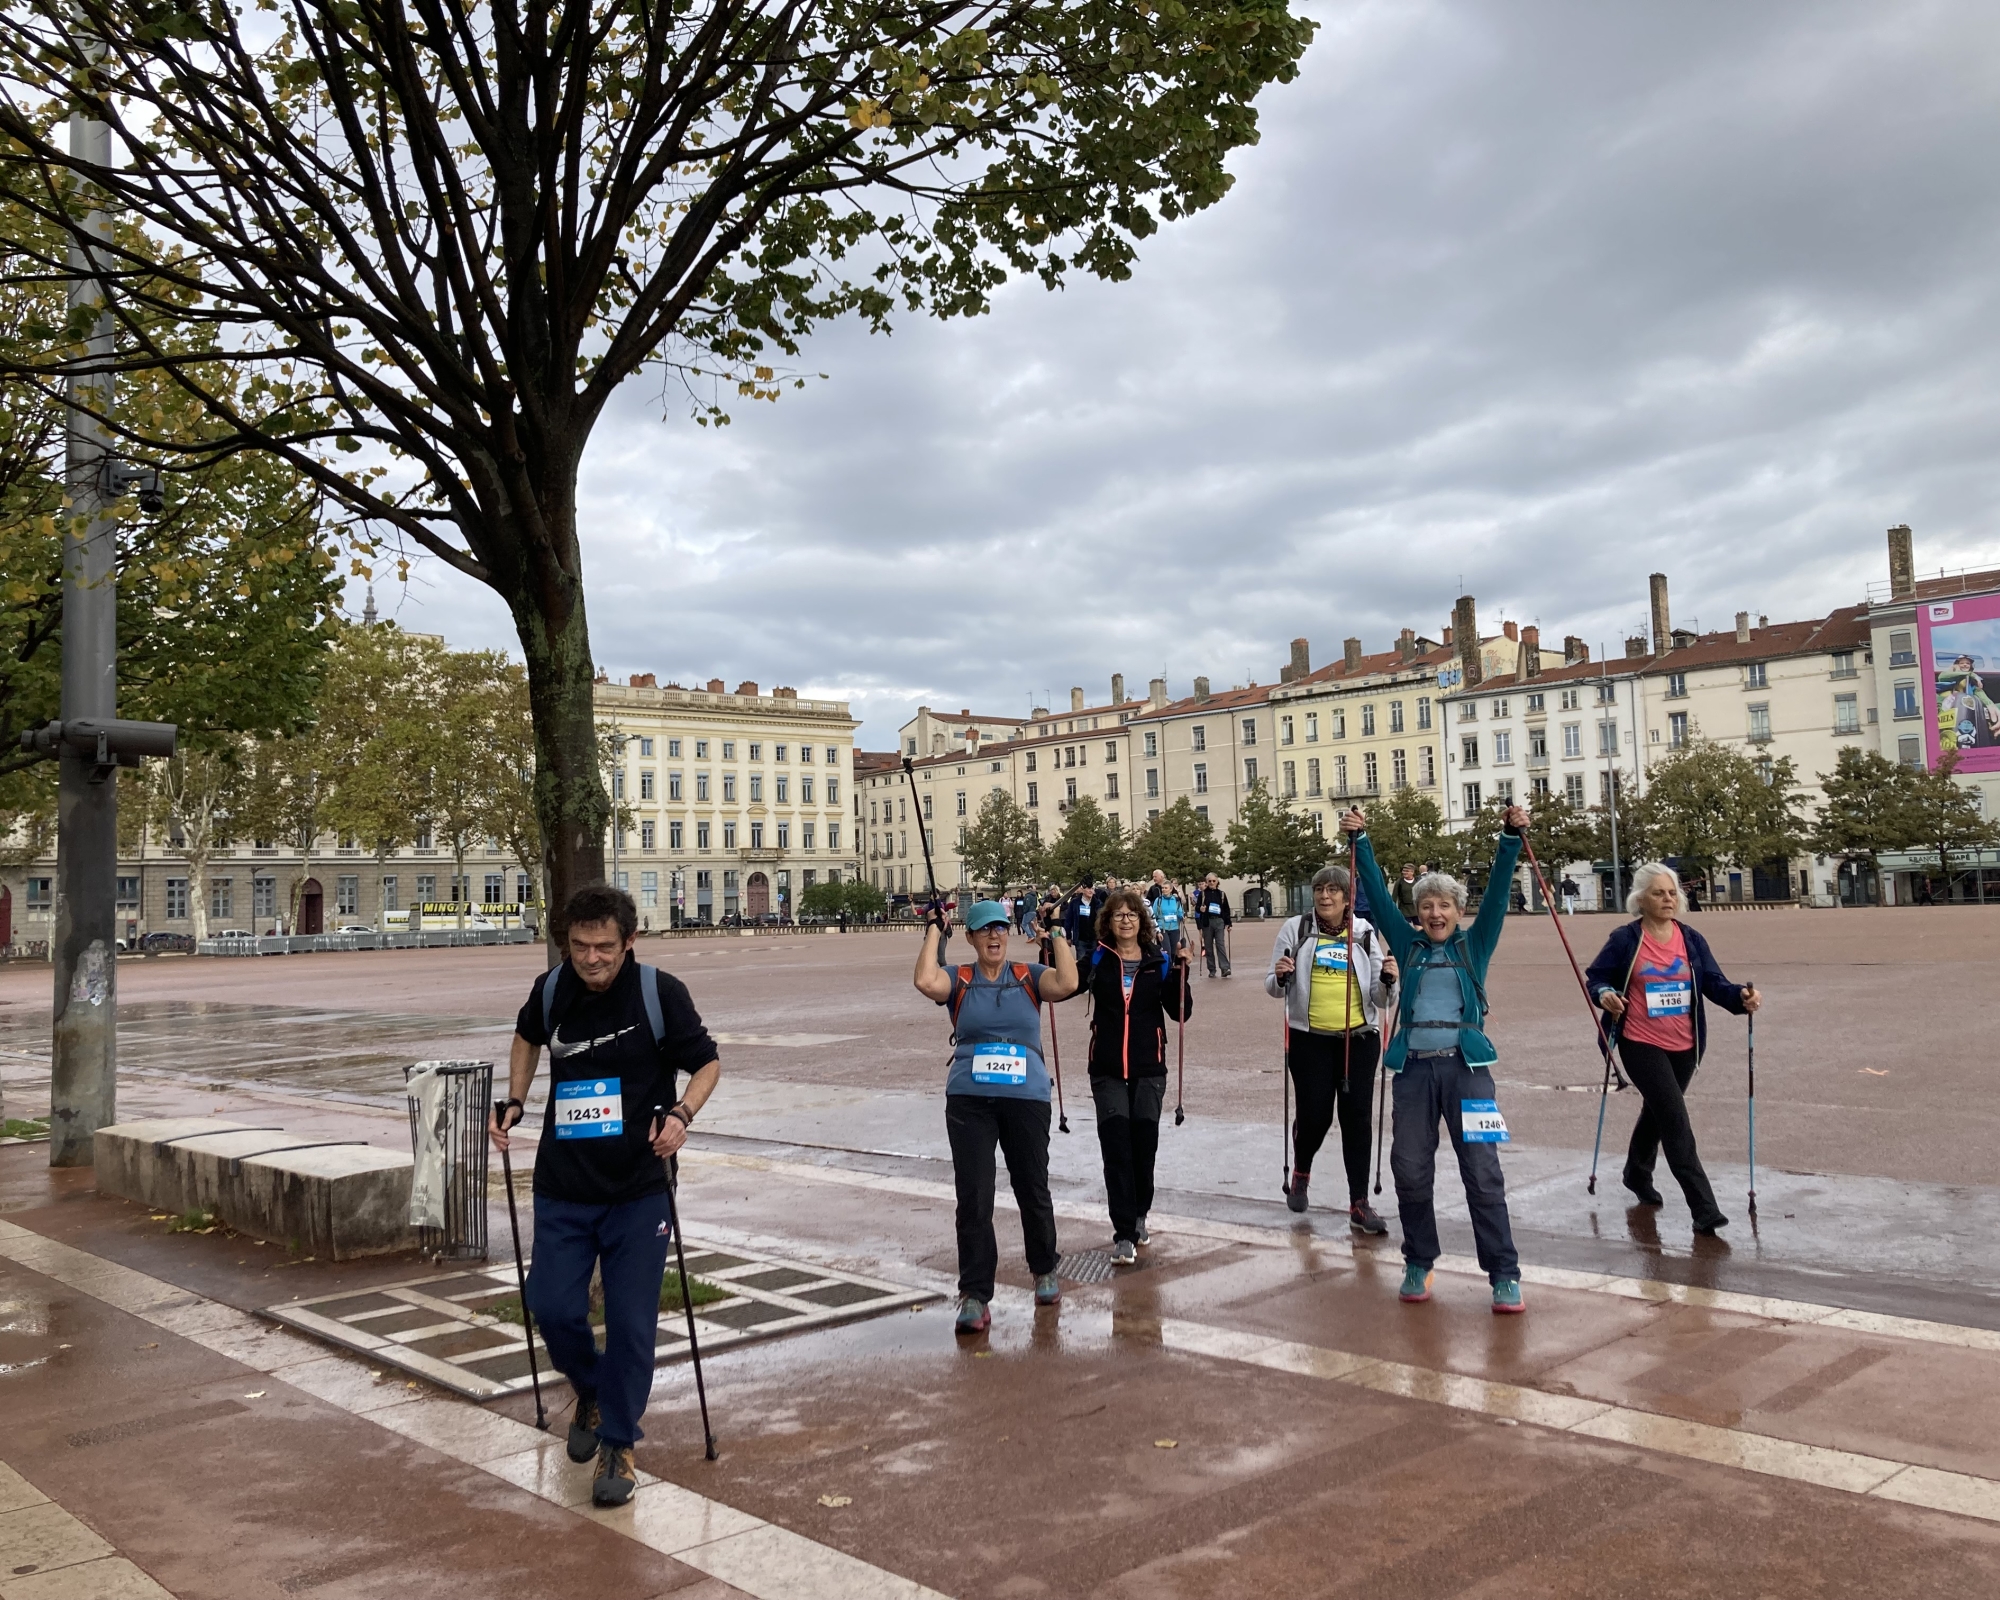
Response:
[591,1443,638,1507]
[1398,1263,1434,1302]
[1133,1216,1151,1246]
[1286,1172,1310,1213]
[1491,1278,1525,1315]
[1033,1272,1061,1306]
[1692,1213,1730,1235]
[566,1396,602,1464]
[1622,1170,1665,1207]
[955,1295,991,1335]
[1111,1239,1138,1266]
[1348,1202,1389,1235]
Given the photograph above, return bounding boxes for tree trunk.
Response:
[508,545,606,954]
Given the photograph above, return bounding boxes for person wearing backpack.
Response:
[1067,886,1193,1266]
[1265,864,1397,1231]
[1145,869,1190,965]
[1194,872,1233,977]
[1344,803,1532,1315]
[490,884,721,1506]
[914,899,1079,1334]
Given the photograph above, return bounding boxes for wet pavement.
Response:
[0,913,1997,1596]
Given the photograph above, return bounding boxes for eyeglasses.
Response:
[1110,910,1141,920]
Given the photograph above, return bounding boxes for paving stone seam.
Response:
[698,1150,2000,1352]
[0,1219,949,1600]
[0,1461,173,1597]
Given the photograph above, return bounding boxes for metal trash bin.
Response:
[403,1059,494,1259]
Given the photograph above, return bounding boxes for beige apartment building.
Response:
[0,673,858,950]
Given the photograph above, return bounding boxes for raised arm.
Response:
[1037,927,1080,1001]
[913,922,954,1002]
[1343,810,1414,967]
[1468,813,1526,963]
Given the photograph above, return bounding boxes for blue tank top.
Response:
[944,963,1052,1101]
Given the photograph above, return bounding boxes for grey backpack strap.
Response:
[541,965,563,1034]
[637,963,666,1046]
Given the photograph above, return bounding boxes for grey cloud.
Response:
[372,0,2000,742]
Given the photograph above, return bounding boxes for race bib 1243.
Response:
[1461,1099,1510,1143]
[554,1077,624,1139]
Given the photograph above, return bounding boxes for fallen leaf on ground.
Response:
[1860,1068,1889,1076]
[1154,1439,1178,1449]
[817,1494,852,1508]
[243,1391,266,1399]
[135,1342,158,1350]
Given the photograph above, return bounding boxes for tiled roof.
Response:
[1910,568,2000,604]
[853,751,903,776]
[1127,683,1274,722]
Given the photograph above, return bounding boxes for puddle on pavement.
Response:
[0,1288,53,1375]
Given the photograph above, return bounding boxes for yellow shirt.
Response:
[1306,934,1368,1033]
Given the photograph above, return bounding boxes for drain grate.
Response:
[1057,1248,1118,1285]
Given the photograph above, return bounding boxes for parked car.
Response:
[140,932,195,954]
[213,928,258,943]
[334,924,375,935]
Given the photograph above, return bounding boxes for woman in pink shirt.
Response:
[1584,863,1761,1233]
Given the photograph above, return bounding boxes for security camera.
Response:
[103,460,164,515]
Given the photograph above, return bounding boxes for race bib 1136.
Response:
[1644,980,1691,1017]
[554,1077,624,1139]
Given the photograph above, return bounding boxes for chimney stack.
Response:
[1148,677,1168,709]
[1442,626,1454,647]
[1649,572,1672,655]
[1624,637,1647,659]
[1454,595,1483,688]
[1888,525,1915,602]
[1032,705,1048,720]
[1735,611,1752,644]
[1563,636,1588,665]
[1343,637,1363,672]
[1397,628,1417,661]
[629,672,656,688]
[966,727,980,755]
[1279,664,1295,685]
[1502,620,1519,643]
[1289,638,1311,680]
[736,681,759,697]
[1111,673,1125,705]
[1193,676,1211,704]
[1070,687,1084,713]
[1520,625,1542,680]
[706,677,726,693]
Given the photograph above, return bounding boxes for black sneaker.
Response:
[1692,1213,1730,1235]
[1622,1170,1665,1207]
[1348,1202,1389,1235]
[1286,1173,1309,1214]
[592,1442,638,1507]
[566,1397,601,1464]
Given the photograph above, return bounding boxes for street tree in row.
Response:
[0,0,1317,924]
[1125,797,1223,886]
[1346,785,1448,882]
[1225,780,1325,903]
[959,790,1042,894]
[1642,738,1804,890]
[1045,796,1125,888]
[1903,750,2000,887]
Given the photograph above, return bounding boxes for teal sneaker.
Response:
[1398,1263,1433,1303]
[1033,1272,1061,1306]
[1491,1277,1525,1315]
[954,1295,990,1334]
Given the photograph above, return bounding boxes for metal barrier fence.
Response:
[197,929,538,956]
[403,1059,493,1261]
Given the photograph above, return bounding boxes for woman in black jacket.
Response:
[1583,862,1762,1232]
[1070,886,1192,1265]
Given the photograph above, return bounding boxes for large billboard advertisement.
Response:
[1917,593,2000,773]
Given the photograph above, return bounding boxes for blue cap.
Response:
[964,900,1011,931]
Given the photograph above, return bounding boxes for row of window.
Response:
[624,739,842,764]
[615,820,840,852]
[615,771,840,804]
[33,871,538,923]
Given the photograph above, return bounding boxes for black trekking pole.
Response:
[656,1111,718,1462]
[901,756,949,953]
[1278,987,1293,1197]
[1744,987,1758,1219]
[1174,954,1188,1127]
[1040,936,1070,1135]
[492,1100,548,1431]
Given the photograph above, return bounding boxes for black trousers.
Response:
[1617,1038,1723,1221]
[945,1094,1059,1300]
[1091,1076,1166,1243]
[1287,1029,1380,1204]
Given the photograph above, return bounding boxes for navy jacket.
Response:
[1583,919,1748,1064]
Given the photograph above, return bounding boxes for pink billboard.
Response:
[1917,592,2000,774]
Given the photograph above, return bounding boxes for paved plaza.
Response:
[1,909,1997,1596]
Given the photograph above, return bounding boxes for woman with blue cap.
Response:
[914,898,1078,1333]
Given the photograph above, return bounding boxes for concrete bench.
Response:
[94,1117,416,1260]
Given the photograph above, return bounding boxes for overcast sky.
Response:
[367,0,2000,747]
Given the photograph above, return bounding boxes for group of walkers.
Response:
[920,803,1763,1329]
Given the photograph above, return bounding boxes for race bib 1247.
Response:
[1461,1099,1510,1143]
[970,1044,1030,1085]
[554,1077,624,1139]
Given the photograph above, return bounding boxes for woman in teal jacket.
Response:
[1344,805,1529,1315]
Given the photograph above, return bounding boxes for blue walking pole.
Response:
[1745,991,1758,1219]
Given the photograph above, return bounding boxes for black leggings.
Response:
[1617,1038,1723,1222]
[1287,1029,1380,1204]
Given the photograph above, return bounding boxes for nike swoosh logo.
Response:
[550,1024,638,1059]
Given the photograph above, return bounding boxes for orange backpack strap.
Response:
[948,964,975,1026]
[1012,962,1042,1009]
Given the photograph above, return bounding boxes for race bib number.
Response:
[1313,940,1349,973]
[1157,899,1181,930]
[554,1078,624,1139]
[1643,980,1691,1018]
[971,1044,1029,1085]
[1461,1099,1510,1143]
[1206,902,1223,918]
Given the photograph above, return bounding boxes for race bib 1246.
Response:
[554,1077,624,1139]
[1461,1099,1510,1143]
